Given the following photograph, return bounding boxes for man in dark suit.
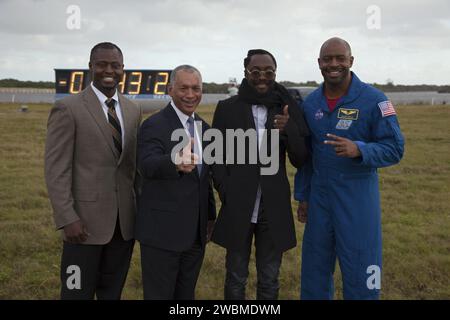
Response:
[136,65,216,300]
[211,49,309,299]
[45,42,141,299]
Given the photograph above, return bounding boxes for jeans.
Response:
[224,209,282,300]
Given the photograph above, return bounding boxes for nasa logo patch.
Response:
[315,109,324,120]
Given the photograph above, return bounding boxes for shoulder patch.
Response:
[378,100,396,117]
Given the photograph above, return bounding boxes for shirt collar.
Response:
[171,101,195,126]
[91,82,119,105]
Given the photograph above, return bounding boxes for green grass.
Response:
[0,103,449,299]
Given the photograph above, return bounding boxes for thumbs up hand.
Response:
[274,105,290,132]
[175,138,199,173]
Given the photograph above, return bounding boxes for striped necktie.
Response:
[187,117,202,175]
[105,98,122,156]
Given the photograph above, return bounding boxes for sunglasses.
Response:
[246,69,276,80]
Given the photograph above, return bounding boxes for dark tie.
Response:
[105,99,122,156]
[186,117,202,175]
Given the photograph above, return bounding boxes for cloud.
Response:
[0,0,449,84]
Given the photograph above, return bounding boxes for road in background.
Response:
[1,88,449,111]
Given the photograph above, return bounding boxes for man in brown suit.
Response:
[45,42,141,299]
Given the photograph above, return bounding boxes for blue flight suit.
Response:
[294,72,404,299]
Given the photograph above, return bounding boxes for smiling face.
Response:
[168,69,202,116]
[89,48,124,97]
[318,39,354,87]
[245,54,276,94]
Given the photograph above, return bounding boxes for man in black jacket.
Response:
[211,49,309,299]
[136,65,216,299]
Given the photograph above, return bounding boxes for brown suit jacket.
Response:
[45,86,142,245]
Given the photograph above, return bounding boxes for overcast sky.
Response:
[1,0,449,85]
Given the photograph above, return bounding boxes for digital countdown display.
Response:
[54,69,172,99]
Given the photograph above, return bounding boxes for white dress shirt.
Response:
[251,104,268,223]
[90,82,125,147]
[171,101,202,164]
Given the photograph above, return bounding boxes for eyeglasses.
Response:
[246,69,276,80]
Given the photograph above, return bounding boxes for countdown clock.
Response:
[54,69,172,99]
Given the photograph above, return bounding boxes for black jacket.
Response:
[211,95,309,252]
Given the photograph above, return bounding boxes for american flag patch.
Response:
[378,100,396,117]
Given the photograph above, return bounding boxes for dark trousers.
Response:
[224,208,282,300]
[140,238,205,300]
[60,218,134,300]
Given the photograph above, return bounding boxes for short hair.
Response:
[169,64,202,84]
[90,42,123,62]
[319,37,352,57]
[244,49,277,69]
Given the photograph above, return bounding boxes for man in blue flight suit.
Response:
[294,37,404,299]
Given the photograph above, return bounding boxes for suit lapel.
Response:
[243,102,256,130]
[117,95,135,166]
[266,105,277,130]
[82,86,120,159]
[164,103,185,133]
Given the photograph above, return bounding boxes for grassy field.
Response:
[0,102,449,300]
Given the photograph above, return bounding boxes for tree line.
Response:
[0,78,449,93]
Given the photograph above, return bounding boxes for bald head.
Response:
[320,37,352,58]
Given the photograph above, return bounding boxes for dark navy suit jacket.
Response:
[135,104,216,252]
